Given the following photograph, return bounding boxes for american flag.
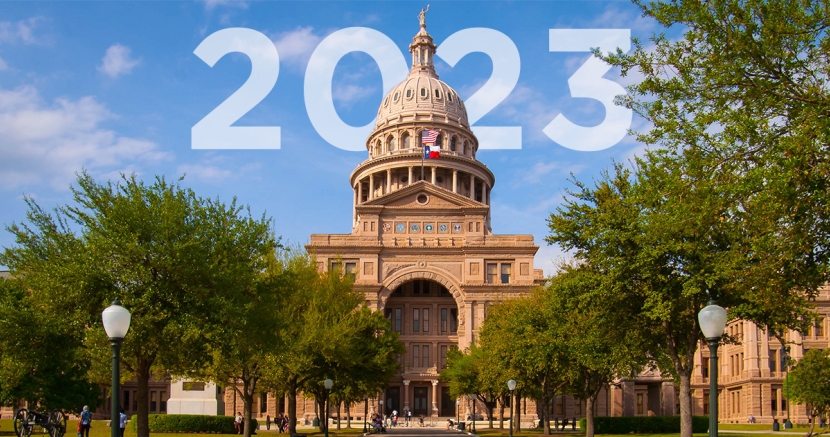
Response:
[421,130,439,146]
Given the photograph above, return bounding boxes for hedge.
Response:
[578,416,709,434]
[131,414,259,434]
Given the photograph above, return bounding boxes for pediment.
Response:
[361,181,484,209]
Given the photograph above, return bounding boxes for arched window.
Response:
[450,137,457,152]
[376,140,382,154]
[387,136,396,152]
[436,135,443,149]
[403,133,411,149]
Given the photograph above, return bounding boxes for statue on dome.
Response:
[418,5,430,28]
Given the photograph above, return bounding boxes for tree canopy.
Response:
[784,349,830,437]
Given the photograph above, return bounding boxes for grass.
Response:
[0,420,368,437]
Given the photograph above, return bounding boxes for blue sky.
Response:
[0,0,667,273]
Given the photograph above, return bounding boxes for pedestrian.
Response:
[749,414,755,424]
[405,410,411,427]
[266,415,270,430]
[234,412,243,435]
[419,414,424,427]
[80,406,92,437]
[572,417,576,431]
[119,409,128,437]
[561,418,569,431]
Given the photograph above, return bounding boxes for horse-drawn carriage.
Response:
[13,408,67,437]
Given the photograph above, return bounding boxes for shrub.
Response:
[131,415,259,434]
[578,416,708,434]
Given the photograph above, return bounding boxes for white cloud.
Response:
[515,161,586,187]
[0,17,47,45]
[271,26,324,71]
[332,84,376,107]
[177,164,233,183]
[98,44,141,78]
[198,0,249,11]
[0,86,169,191]
[0,56,7,71]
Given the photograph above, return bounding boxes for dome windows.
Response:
[406,89,413,99]
[393,92,400,102]
[384,96,389,107]
[434,89,441,99]
[420,88,427,98]
[448,92,454,103]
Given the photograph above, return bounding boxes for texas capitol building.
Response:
[2,12,826,429]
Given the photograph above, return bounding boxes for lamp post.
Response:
[102,300,131,437]
[507,380,517,437]
[699,300,727,437]
[364,396,369,433]
[323,379,333,437]
[456,400,460,427]
[379,400,384,423]
[783,347,792,428]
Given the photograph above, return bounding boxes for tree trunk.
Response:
[135,359,151,437]
[337,401,341,430]
[241,374,258,437]
[498,398,504,430]
[346,402,351,429]
[805,413,816,437]
[287,380,298,434]
[515,391,521,433]
[585,397,596,437]
[678,372,693,437]
[541,385,550,436]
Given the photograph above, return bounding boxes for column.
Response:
[431,167,436,184]
[403,380,411,413]
[369,173,375,200]
[431,380,439,417]
[746,321,760,377]
[408,167,413,186]
[470,174,475,199]
[480,182,486,204]
[386,169,391,195]
[358,179,363,204]
[452,170,458,193]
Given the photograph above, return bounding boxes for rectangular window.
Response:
[344,262,357,280]
[450,309,458,332]
[123,391,130,412]
[440,345,448,369]
[772,389,779,412]
[769,350,778,372]
[395,308,402,332]
[413,344,420,368]
[575,401,582,415]
[330,261,342,272]
[422,345,430,367]
[150,391,157,412]
[701,357,709,378]
[423,309,430,332]
[740,353,744,373]
[160,391,167,413]
[501,264,511,284]
[260,393,268,413]
[486,263,498,284]
[637,393,643,415]
[555,398,563,415]
[441,309,448,332]
[132,391,137,412]
[817,318,825,337]
[413,309,420,332]
[703,392,710,415]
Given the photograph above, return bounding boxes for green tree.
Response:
[0,277,101,411]
[479,290,570,435]
[601,0,830,282]
[442,346,509,429]
[549,265,652,437]
[1,172,275,437]
[547,156,815,437]
[261,254,403,434]
[784,349,830,437]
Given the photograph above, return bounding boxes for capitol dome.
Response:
[375,70,469,131]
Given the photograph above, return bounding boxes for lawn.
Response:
[0,420,366,437]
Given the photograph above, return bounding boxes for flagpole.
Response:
[421,143,425,182]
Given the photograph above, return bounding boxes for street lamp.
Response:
[363,395,369,433]
[379,400,384,422]
[456,400,460,428]
[102,300,131,437]
[507,380,517,437]
[782,347,792,428]
[323,379,333,437]
[699,300,727,437]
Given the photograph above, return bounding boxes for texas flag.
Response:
[422,130,440,159]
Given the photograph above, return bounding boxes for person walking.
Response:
[266,415,271,431]
[80,406,92,437]
[234,412,243,435]
[119,409,128,437]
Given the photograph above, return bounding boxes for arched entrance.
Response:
[382,278,459,418]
